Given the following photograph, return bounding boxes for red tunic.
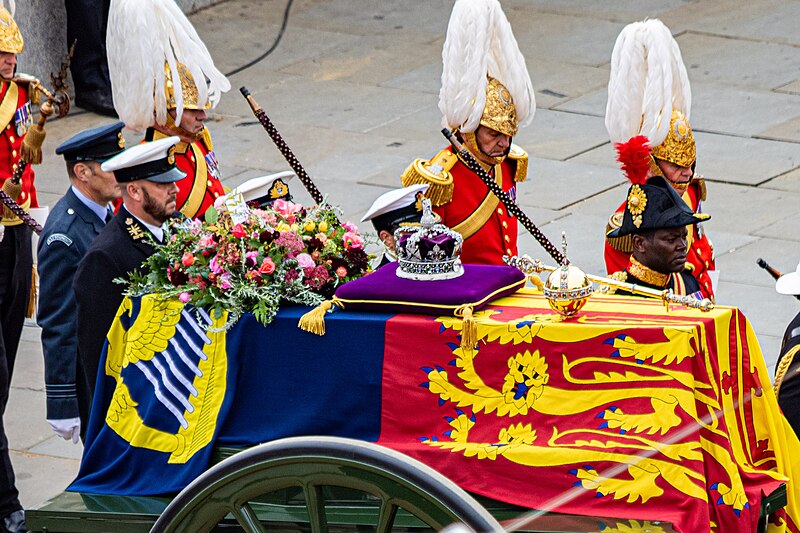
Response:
[605,180,715,299]
[434,147,519,265]
[147,128,225,219]
[0,81,37,226]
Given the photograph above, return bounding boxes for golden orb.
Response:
[543,264,594,317]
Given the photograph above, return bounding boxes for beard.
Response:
[142,187,176,224]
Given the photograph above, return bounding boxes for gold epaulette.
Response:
[13,75,42,105]
[507,144,528,183]
[605,211,633,253]
[400,148,456,206]
[694,177,707,202]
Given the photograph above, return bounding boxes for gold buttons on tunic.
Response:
[11,150,16,158]
[502,221,508,229]
[497,207,503,215]
[506,248,512,256]
[8,136,14,143]
[504,235,510,243]
[207,180,213,187]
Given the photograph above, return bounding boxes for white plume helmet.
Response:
[439,0,535,134]
[106,0,231,131]
[605,19,691,146]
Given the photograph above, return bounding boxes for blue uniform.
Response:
[37,187,107,426]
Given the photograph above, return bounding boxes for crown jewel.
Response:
[395,199,464,281]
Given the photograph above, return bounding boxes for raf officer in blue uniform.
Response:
[37,122,125,443]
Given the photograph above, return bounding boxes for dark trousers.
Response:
[65,0,112,98]
[0,225,31,515]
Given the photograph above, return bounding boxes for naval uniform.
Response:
[401,145,527,266]
[38,187,109,433]
[775,311,800,437]
[73,205,159,403]
[146,127,224,219]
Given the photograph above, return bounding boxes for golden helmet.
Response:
[650,110,696,169]
[0,7,23,55]
[164,62,211,111]
[480,76,518,137]
[543,263,593,317]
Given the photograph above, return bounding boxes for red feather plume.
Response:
[614,135,652,185]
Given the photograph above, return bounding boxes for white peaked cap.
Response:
[232,171,295,203]
[777,260,800,296]
[361,184,429,223]
[101,136,186,183]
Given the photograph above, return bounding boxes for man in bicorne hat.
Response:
[361,184,429,268]
[73,136,184,413]
[605,175,709,299]
[400,0,535,266]
[603,19,715,300]
[38,121,125,443]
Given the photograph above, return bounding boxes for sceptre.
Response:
[240,86,327,207]
[441,128,564,264]
[505,254,714,312]
[0,43,74,234]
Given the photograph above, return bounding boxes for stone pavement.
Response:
[11,0,800,511]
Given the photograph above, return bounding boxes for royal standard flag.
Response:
[70,291,800,533]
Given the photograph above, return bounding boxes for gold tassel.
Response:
[2,178,22,219]
[400,158,454,207]
[298,299,343,336]
[456,305,477,350]
[26,266,37,319]
[527,274,543,291]
[21,123,46,165]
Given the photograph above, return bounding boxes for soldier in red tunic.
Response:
[105,0,230,220]
[603,19,716,300]
[0,6,34,530]
[144,64,225,219]
[400,0,534,266]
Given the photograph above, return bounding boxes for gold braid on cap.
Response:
[164,62,211,111]
[0,7,22,55]
[651,110,696,169]
[480,76,518,137]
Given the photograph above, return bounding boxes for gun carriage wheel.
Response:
[151,436,503,533]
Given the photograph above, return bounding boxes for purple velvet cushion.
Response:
[334,263,526,315]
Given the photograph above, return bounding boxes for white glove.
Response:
[47,418,81,444]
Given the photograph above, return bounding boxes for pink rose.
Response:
[179,292,191,303]
[259,257,276,274]
[198,234,216,249]
[343,231,363,250]
[296,253,315,269]
[336,266,348,278]
[232,223,247,239]
[218,272,232,290]
[181,252,195,267]
[272,199,304,221]
[342,222,357,232]
[209,255,224,274]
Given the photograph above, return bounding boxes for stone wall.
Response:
[11,0,224,91]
